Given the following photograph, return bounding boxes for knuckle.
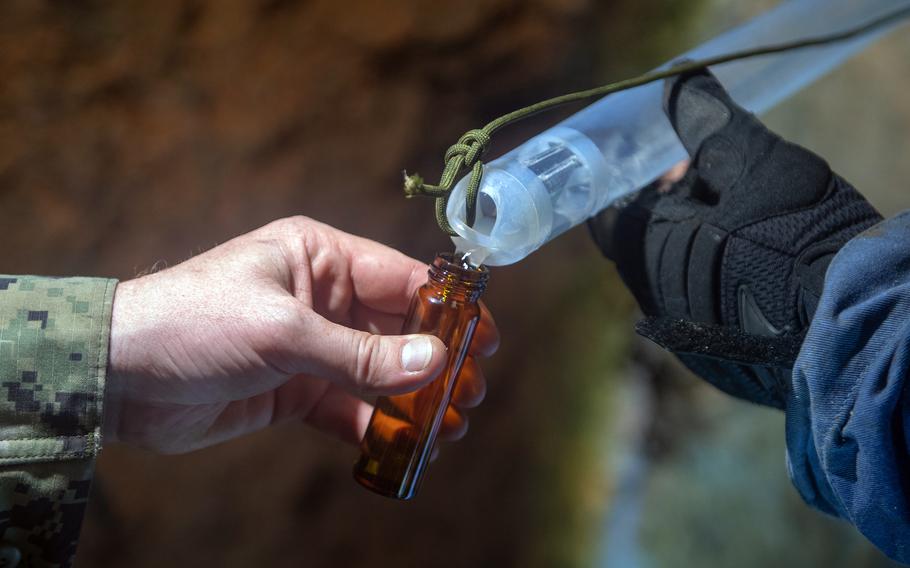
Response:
[406,263,427,295]
[260,215,315,239]
[353,332,385,390]
[280,215,313,230]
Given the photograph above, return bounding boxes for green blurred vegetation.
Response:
[521,263,634,567]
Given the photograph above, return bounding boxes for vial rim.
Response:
[427,253,489,299]
[431,252,490,282]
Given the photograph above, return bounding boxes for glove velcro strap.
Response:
[635,317,801,409]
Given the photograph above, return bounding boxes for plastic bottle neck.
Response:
[427,253,489,302]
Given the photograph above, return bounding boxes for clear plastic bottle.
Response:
[447,0,910,266]
[353,253,489,500]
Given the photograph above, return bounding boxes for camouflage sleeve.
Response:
[0,276,116,568]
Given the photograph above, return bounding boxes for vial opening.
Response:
[431,252,489,281]
[429,253,489,300]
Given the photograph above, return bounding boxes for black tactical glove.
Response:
[589,68,882,409]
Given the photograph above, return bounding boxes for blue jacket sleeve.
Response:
[786,210,910,562]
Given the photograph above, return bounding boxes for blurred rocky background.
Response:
[1,0,908,566]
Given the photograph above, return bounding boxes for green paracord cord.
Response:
[404,5,910,236]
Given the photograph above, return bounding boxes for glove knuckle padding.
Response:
[591,189,666,315]
[655,219,699,317]
[672,173,880,409]
[721,177,882,334]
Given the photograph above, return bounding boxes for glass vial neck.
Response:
[427,253,489,302]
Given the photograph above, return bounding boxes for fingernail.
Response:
[401,336,433,372]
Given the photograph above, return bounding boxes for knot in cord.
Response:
[445,128,491,167]
[403,127,492,235]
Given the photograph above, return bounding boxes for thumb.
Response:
[663,67,752,200]
[295,313,447,395]
[663,66,741,158]
[663,67,830,223]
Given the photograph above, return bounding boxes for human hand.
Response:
[588,68,881,408]
[105,216,499,453]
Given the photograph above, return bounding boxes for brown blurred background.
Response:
[1,1,909,566]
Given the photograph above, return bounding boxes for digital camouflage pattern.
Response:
[0,276,115,567]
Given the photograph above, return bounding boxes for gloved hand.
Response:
[588,68,882,409]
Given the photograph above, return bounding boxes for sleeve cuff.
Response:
[0,276,117,464]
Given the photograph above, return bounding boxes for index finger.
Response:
[331,227,429,315]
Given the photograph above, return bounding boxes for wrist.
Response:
[105,278,142,443]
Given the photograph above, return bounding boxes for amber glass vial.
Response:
[353,252,489,499]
